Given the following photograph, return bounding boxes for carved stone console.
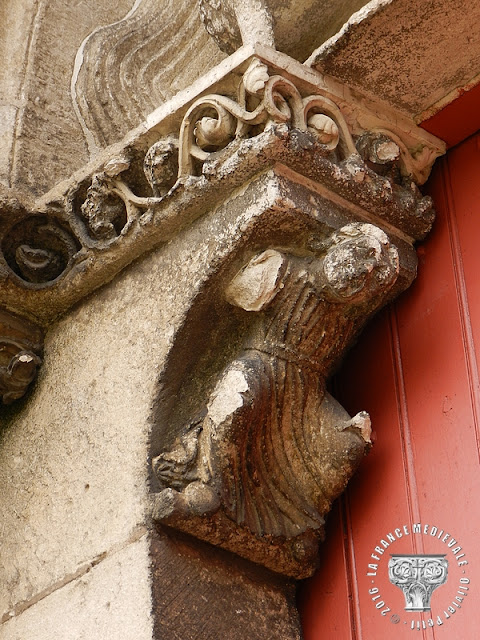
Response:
[0,36,443,637]
[152,223,400,577]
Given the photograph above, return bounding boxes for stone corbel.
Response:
[0,44,442,576]
[152,222,400,578]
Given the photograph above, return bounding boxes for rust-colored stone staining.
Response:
[150,527,302,640]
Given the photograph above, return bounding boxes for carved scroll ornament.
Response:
[389,555,448,612]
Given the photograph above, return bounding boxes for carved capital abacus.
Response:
[0,45,443,405]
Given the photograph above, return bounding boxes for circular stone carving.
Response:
[2,216,79,285]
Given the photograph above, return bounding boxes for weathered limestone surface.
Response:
[307,0,480,121]
[0,0,376,196]
[0,1,36,187]
[1,169,318,636]
[0,46,443,328]
[0,0,225,197]
[0,0,135,196]
[1,537,153,640]
[73,0,226,154]
[198,0,370,61]
[0,250,159,617]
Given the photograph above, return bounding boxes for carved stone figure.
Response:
[153,222,400,577]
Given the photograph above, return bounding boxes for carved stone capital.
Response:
[389,555,449,612]
[0,45,442,320]
[0,44,443,578]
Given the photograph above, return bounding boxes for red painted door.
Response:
[299,131,480,639]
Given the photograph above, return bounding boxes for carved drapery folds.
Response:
[72,0,225,153]
[152,223,401,577]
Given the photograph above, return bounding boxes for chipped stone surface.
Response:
[0,46,442,333]
[1,169,329,637]
[225,249,286,311]
[207,368,250,426]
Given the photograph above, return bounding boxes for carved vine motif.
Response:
[74,58,362,244]
[177,59,357,178]
[0,54,433,278]
[0,309,43,404]
[152,223,400,578]
[72,56,435,248]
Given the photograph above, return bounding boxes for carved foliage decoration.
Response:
[0,50,440,389]
[68,58,365,249]
[176,59,357,179]
[0,309,43,404]
[70,56,435,252]
[152,223,400,578]
[0,55,437,296]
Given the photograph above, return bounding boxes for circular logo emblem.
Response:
[366,523,470,630]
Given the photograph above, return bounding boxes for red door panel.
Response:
[299,132,480,639]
